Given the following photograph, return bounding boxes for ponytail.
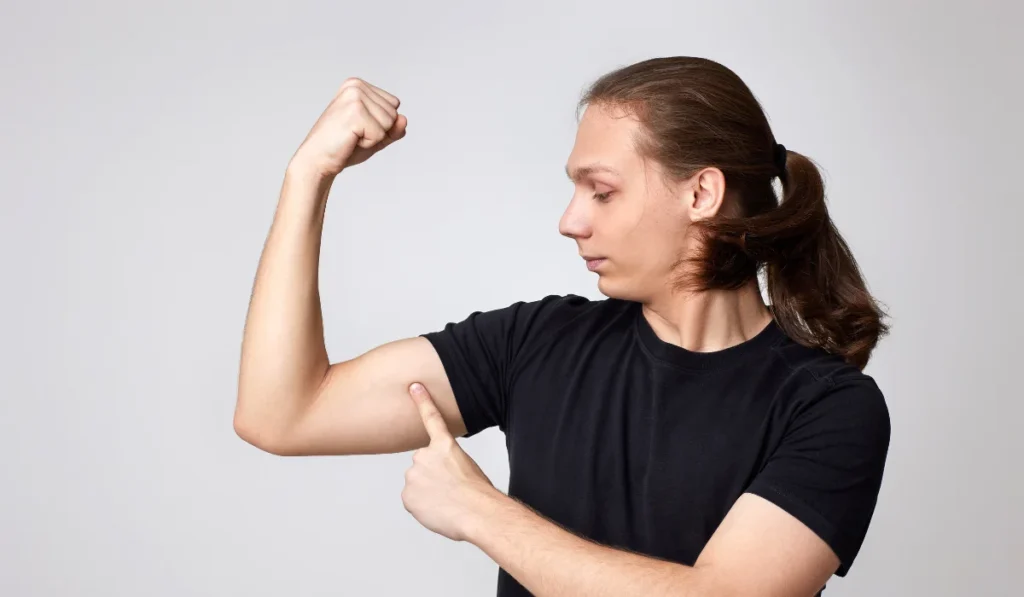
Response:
[688,149,890,370]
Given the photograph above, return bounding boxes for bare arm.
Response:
[233,78,464,456]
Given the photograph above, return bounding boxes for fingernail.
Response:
[410,383,423,393]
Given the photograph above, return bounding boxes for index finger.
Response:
[409,383,451,442]
[364,81,401,109]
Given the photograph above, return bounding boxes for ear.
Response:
[683,166,727,221]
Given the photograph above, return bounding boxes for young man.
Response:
[235,60,890,596]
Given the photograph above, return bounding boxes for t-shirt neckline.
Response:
[632,302,784,371]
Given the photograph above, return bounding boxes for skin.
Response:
[400,104,841,596]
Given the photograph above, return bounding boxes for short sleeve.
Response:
[420,294,589,438]
[745,377,891,577]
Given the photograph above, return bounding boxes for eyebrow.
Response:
[565,163,621,182]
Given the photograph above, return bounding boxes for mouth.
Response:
[581,256,607,271]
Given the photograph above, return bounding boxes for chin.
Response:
[596,275,638,302]
[596,269,657,303]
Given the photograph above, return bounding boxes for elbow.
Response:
[233,407,294,456]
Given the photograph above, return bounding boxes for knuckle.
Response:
[338,86,363,103]
[337,80,366,100]
[339,76,363,90]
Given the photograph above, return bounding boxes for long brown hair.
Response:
[578,56,889,370]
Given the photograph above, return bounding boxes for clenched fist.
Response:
[290,77,408,179]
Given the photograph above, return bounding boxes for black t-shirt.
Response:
[421,294,890,596]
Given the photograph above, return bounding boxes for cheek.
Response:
[602,195,686,268]
[628,214,687,269]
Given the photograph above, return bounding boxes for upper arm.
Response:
[694,378,891,595]
[276,336,466,456]
[693,493,839,597]
[253,293,582,456]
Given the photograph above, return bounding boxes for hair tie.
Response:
[773,142,788,183]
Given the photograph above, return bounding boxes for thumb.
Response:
[388,114,408,140]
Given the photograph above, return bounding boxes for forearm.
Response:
[235,164,336,443]
[466,490,711,597]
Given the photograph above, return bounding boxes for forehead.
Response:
[565,104,642,178]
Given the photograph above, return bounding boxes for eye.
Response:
[594,191,612,202]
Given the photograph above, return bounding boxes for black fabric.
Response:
[421,294,890,596]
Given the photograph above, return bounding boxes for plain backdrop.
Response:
[1,1,1021,595]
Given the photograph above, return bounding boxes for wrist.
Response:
[278,162,336,218]
[462,484,513,545]
[284,159,335,189]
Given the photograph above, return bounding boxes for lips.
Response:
[582,256,607,271]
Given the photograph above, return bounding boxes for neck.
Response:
[641,278,773,353]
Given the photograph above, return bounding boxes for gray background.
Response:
[2,1,1021,595]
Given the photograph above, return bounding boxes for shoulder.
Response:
[507,292,602,324]
[421,293,619,361]
[475,292,622,329]
[491,293,620,355]
[771,338,891,446]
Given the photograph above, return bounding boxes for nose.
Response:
[558,194,592,240]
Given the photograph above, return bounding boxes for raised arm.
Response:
[233,78,465,456]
